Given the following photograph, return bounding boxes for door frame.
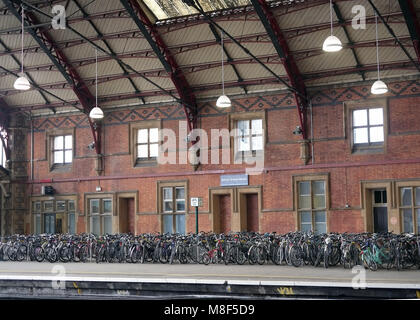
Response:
[361,181,394,233]
[117,192,138,235]
[372,189,388,233]
[209,188,234,233]
[237,186,262,233]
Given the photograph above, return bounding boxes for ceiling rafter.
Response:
[72,0,145,105]
[250,0,309,139]
[398,0,420,64]
[120,0,198,131]
[2,0,102,154]
[332,1,366,81]
[11,59,417,111]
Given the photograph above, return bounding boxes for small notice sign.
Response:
[190,197,203,207]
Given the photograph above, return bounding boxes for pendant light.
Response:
[322,0,342,52]
[89,48,104,120]
[371,12,388,95]
[14,5,30,91]
[216,31,231,108]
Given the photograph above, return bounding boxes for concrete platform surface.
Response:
[0,261,419,287]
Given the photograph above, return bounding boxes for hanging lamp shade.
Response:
[89,106,104,120]
[322,35,343,52]
[371,80,388,95]
[14,74,30,90]
[216,95,231,108]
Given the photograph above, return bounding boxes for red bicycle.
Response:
[201,238,227,265]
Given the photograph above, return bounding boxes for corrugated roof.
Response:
[0,0,418,112]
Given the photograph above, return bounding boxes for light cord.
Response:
[221,31,225,95]
[21,5,24,74]
[375,13,380,80]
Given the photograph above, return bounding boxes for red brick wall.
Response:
[20,79,420,235]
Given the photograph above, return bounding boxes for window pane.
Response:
[315,222,327,235]
[251,136,263,151]
[238,120,250,136]
[416,209,420,234]
[175,187,184,200]
[353,109,368,126]
[64,150,72,163]
[54,136,63,150]
[33,202,41,213]
[64,135,72,149]
[401,188,412,207]
[369,126,384,143]
[90,199,100,214]
[313,195,326,209]
[403,209,413,233]
[415,188,420,206]
[54,151,64,164]
[164,201,173,212]
[300,211,311,223]
[91,216,100,235]
[35,215,41,235]
[238,137,250,151]
[56,201,66,212]
[138,145,148,158]
[251,119,263,135]
[374,191,382,204]
[299,196,311,209]
[68,201,75,212]
[103,200,112,213]
[138,129,148,143]
[103,216,112,235]
[175,214,185,235]
[315,211,326,223]
[354,128,368,144]
[301,223,312,233]
[176,200,185,212]
[163,215,173,234]
[150,143,159,158]
[313,181,325,195]
[68,213,75,234]
[300,211,312,232]
[44,201,54,212]
[299,181,310,196]
[369,108,383,126]
[163,188,172,200]
[149,128,159,143]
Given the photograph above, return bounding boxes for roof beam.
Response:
[120,0,197,131]
[1,36,411,78]
[333,2,365,81]
[2,0,102,154]
[368,0,420,72]
[72,0,145,105]
[14,60,418,111]
[0,38,54,113]
[208,23,248,94]
[398,0,420,63]
[250,0,308,139]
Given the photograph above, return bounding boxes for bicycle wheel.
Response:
[289,246,303,267]
[256,247,267,265]
[34,246,45,262]
[201,253,210,265]
[17,245,27,262]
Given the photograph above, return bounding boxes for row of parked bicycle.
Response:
[1,231,419,271]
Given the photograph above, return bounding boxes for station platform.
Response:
[0,262,419,299]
